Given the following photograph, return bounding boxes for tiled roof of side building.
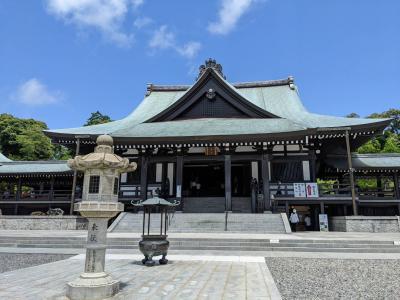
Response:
[0,159,71,174]
[325,153,400,170]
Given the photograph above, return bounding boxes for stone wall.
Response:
[330,216,400,233]
[0,216,88,230]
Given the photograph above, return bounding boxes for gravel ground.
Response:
[265,258,400,300]
[0,253,73,274]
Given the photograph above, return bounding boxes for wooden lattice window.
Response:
[89,176,100,194]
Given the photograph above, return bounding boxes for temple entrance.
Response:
[183,162,225,197]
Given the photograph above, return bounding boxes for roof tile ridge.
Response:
[145,76,297,95]
[232,77,295,89]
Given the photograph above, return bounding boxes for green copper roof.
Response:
[325,153,400,170]
[0,160,71,174]
[0,153,12,163]
[45,69,390,140]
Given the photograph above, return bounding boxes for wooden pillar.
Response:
[345,130,358,215]
[261,153,271,211]
[15,177,22,215]
[310,150,317,182]
[320,201,325,214]
[285,201,289,214]
[176,155,183,210]
[394,173,400,199]
[224,155,232,211]
[50,177,55,201]
[140,155,148,201]
[70,138,81,215]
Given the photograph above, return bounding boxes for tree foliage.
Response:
[346,112,360,118]
[354,108,400,154]
[84,111,112,126]
[0,114,53,160]
[0,114,71,161]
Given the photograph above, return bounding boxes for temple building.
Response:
[1,59,400,219]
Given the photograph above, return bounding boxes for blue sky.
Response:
[0,0,399,129]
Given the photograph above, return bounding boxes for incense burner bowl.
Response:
[139,235,169,266]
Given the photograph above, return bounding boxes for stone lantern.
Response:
[66,135,137,300]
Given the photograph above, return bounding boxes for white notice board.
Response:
[293,183,306,197]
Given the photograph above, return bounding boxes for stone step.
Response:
[111,212,287,233]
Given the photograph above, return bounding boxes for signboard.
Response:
[305,183,319,198]
[319,214,329,232]
[205,147,218,156]
[176,185,181,198]
[293,183,306,198]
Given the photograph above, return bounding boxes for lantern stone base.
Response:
[66,272,119,300]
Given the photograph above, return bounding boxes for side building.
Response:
[1,59,399,218]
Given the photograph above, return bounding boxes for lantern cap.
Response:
[135,197,176,206]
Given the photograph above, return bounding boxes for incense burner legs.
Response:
[139,235,169,267]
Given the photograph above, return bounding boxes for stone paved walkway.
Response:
[0,255,281,300]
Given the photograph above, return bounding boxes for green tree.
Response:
[381,133,400,153]
[0,114,54,160]
[346,112,360,118]
[84,111,112,126]
[367,108,400,134]
[357,138,382,153]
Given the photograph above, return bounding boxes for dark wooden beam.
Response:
[176,155,183,210]
[140,156,148,201]
[394,173,400,199]
[345,130,358,215]
[224,155,232,211]
[261,153,270,211]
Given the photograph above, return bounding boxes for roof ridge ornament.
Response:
[197,58,226,80]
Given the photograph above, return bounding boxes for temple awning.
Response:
[0,154,72,176]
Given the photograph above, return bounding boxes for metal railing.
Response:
[269,182,397,200]
[0,189,72,201]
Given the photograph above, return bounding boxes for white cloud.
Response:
[149,25,201,58]
[208,0,255,35]
[45,0,135,47]
[133,16,152,29]
[149,25,175,49]
[177,41,202,59]
[131,0,144,9]
[13,78,62,106]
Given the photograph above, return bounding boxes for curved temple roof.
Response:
[44,66,390,142]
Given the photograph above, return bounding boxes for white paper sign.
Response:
[305,183,319,198]
[293,183,306,198]
[319,214,329,232]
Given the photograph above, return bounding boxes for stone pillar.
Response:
[224,154,232,211]
[66,135,136,300]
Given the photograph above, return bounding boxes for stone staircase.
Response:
[110,212,288,233]
[1,235,400,253]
